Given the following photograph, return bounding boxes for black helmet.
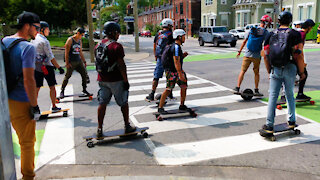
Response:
[302,19,315,29]
[40,21,49,31]
[278,11,292,25]
[103,21,121,36]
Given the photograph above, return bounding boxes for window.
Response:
[237,13,240,27]
[298,6,303,20]
[210,19,215,26]
[307,6,312,19]
[213,27,227,32]
[165,11,167,18]
[205,0,213,5]
[204,28,207,32]
[203,15,206,26]
[221,14,228,26]
[200,28,203,32]
[180,3,183,14]
[221,0,227,5]
[176,6,178,13]
[243,12,248,26]
[208,28,212,33]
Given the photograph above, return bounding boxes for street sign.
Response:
[92,10,97,18]
[124,16,134,22]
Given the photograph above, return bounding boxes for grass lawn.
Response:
[47,34,69,47]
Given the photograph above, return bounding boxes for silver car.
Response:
[198,26,237,47]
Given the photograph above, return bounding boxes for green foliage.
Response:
[306,22,320,40]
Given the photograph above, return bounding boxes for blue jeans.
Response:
[154,57,164,79]
[266,63,297,127]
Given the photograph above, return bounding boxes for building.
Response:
[201,0,236,29]
[282,0,319,23]
[138,0,201,36]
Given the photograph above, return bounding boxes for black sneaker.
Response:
[52,106,62,112]
[179,104,189,111]
[254,89,263,96]
[97,128,103,139]
[296,93,311,101]
[145,93,155,102]
[125,124,136,133]
[262,124,274,134]
[233,87,240,95]
[60,90,65,98]
[82,89,93,96]
[288,121,296,129]
[158,107,167,114]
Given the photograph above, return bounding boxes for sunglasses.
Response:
[32,24,41,31]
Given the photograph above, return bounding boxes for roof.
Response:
[139,3,173,16]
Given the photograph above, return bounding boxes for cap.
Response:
[11,11,40,29]
[76,27,85,34]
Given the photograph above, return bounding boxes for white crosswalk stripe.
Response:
[122,62,319,166]
[187,47,238,55]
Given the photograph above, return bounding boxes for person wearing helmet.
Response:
[146,18,175,102]
[158,29,189,113]
[293,20,304,31]
[31,21,65,113]
[95,21,136,138]
[60,27,92,97]
[261,11,306,135]
[234,15,271,96]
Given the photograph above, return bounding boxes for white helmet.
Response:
[161,18,173,28]
[173,29,186,39]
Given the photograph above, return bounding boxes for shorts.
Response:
[98,81,129,106]
[166,71,188,90]
[34,66,57,88]
[153,58,164,79]
[241,56,261,74]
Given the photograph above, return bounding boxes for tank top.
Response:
[68,37,81,62]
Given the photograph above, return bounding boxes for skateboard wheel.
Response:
[56,99,60,103]
[89,96,93,100]
[295,129,301,135]
[310,101,315,105]
[157,116,163,121]
[276,105,282,110]
[270,136,276,141]
[63,111,68,117]
[87,141,94,148]
[142,132,149,138]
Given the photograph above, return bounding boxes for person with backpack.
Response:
[261,11,306,134]
[60,27,92,97]
[31,21,65,112]
[233,15,272,96]
[145,18,175,101]
[2,11,41,180]
[95,21,136,138]
[158,29,189,113]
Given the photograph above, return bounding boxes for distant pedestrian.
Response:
[31,21,65,112]
[2,11,41,180]
[60,27,92,97]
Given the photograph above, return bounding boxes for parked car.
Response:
[140,30,151,37]
[198,26,237,47]
[229,29,245,39]
[93,30,105,39]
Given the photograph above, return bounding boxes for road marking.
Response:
[129,85,229,102]
[128,74,197,84]
[136,106,287,134]
[36,85,75,169]
[128,73,154,79]
[127,69,154,74]
[127,66,156,71]
[154,123,320,165]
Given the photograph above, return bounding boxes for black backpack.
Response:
[161,43,174,70]
[1,38,27,93]
[95,41,117,75]
[268,29,293,67]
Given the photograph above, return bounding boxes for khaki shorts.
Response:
[241,56,261,74]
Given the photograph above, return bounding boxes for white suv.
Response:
[229,29,245,39]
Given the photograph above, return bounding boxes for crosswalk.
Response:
[186,47,238,55]
[127,61,320,166]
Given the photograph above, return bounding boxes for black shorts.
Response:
[35,66,57,88]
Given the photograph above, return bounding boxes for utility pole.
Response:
[0,41,16,180]
[186,0,188,39]
[98,3,103,39]
[86,0,95,63]
[134,0,139,52]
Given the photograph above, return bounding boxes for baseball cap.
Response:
[76,27,85,34]
[11,11,40,29]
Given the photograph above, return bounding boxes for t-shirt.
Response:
[96,39,125,82]
[169,43,183,73]
[2,37,36,102]
[299,30,307,45]
[244,27,268,59]
[31,34,55,72]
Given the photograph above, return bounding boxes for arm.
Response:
[23,68,37,107]
[117,57,128,82]
[65,38,72,68]
[153,43,156,59]
[294,43,306,79]
[237,38,248,58]
[173,56,185,82]
[262,48,271,74]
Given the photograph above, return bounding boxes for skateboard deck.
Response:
[276,98,315,110]
[153,108,197,121]
[259,123,300,141]
[56,93,93,103]
[40,108,70,119]
[83,127,149,148]
[234,88,263,101]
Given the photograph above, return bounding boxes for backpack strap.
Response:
[1,38,27,50]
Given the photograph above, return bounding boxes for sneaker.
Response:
[145,93,155,102]
[233,87,240,95]
[278,95,286,104]
[52,106,61,112]
[82,89,93,96]
[288,121,296,129]
[97,128,103,139]
[296,93,311,100]
[261,124,274,134]
[125,124,136,133]
[158,107,167,114]
[254,89,263,96]
[179,104,189,111]
[60,90,65,98]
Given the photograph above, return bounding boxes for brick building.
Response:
[138,0,201,36]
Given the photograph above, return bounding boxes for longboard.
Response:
[83,127,149,148]
[56,93,93,103]
[276,98,315,110]
[259,123,300,141]
[234,88,263,101]
[40,108,70,119]
[153,108,197,121]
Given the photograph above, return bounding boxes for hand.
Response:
[183,52,188,58]
[83,61,87,68]
[179,73,186,82]
[58,67,65,74]
[299,72,306,81]
[123,81,130,90]
[236,51,241,58]
[66,63,72,68]
[30,105,41,121]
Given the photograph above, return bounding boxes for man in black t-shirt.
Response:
[261,11,306,134]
